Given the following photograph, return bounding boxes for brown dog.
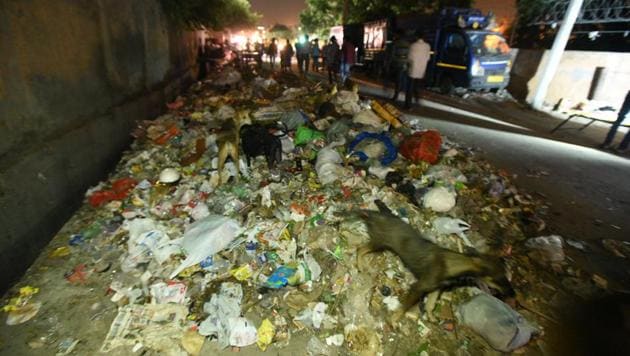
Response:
[216,110,251,183]
[357,200,514,322]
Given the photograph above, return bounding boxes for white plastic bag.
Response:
[123,219,181,270]
[433,217,473,246]
[423,187,456,212]
[315,144,344,185]
[169,216,242,278]
[457,294,537,352]
[198,283,243,347]
[227,317,258,347]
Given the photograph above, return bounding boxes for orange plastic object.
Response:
[154,125,181,145]
[371,100,402,128]
[399,130,442,164]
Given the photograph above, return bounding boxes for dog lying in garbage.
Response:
[356,200,515,323]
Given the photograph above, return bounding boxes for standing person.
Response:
[254,41,263,67]
[323,36,341,84]
[340,37,356,85]
[299,35,311,74]
[311,39,320,72]
[196,39,207,80]
[600,90,630,152]
[389,32,411,101]
[295,40,303,73]
[268,38,278,69]
[280,39,294,72]
[404,31,431,109]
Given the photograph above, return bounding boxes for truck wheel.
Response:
[439,76,454,95]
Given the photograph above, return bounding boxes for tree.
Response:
[159,0,260,30]
[299,0,471,36]
[269,24,294,41]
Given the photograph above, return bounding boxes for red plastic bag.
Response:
[400,130,442,164]
[88,178,137,207]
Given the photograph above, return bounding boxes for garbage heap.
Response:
[2,67,608,355]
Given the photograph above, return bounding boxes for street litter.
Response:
[2,64,604,356]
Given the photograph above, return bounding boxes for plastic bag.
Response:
[257,319,275,351]
[433,217,473,246]
[169,216,242,278]
[326,120,350,144]
[280,110,309,130]
[332,90,361,115]
[457,294,537,352]
[307,336,332,356]
[123,219,180,271]
[423,187,456,212]
[525,235,565,262]
[214,70,242,87]
[352,109,384,128]
[400,130,442,164]
[227,317,257,347]
[198,283,243,348]
[295,126,325,146]
[315,145,344,185]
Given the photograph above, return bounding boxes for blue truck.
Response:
[358,8,512,93]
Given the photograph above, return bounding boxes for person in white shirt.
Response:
[405,31,431,109]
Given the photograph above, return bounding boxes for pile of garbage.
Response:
[2,66,615,355]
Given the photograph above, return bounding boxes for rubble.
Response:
[0,64,610,355]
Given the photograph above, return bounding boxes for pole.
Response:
[342,0,349,25]
[531,0,584,110]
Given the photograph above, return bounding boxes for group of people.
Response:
[263,36,356,85]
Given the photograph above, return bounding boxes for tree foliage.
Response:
[300,0,471,36]
[269,24,294,40]
[159,0,260,30]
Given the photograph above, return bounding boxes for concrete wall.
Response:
[509,49,630,108]
[0,0,200,291]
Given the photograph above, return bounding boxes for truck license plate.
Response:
[487,75,504,83]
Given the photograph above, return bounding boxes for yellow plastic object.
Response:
[230,264,253,281]
[371,100,402,128]
[49,246,71,258]
[256,319,275,351]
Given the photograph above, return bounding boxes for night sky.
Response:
[248,1,516,28]
[250,0,306,27]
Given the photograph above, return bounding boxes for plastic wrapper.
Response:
[257,319,275,351]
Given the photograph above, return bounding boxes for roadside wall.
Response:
[0,0,200,291]
[509,49,630,108]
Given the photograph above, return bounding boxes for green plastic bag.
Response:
[295,126,325,146]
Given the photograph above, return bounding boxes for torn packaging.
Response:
[357,200,514,313]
